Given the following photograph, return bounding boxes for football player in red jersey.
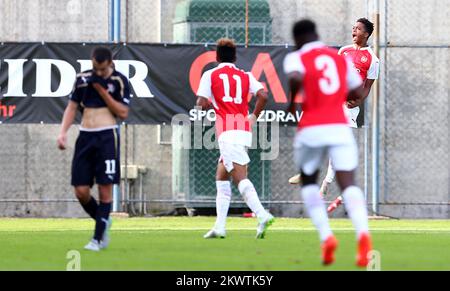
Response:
[196,38,274,239]
[288,18,380,214]
[285,19,372,267]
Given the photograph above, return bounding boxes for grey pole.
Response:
[371,0,381,214]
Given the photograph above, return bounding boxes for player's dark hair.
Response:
[293,19,317,39]
[357,18,374,37]
[216,38,237,63]
[92,46,113,63]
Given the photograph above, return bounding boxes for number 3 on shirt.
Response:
[315,55,340,95]
[219,74,243,104]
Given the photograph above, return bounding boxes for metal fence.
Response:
[0,0,449,218]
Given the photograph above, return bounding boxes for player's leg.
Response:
[230,162,274,239]
[86,129,119,250]
[219,142,273,239]
[300,170,337,265]
[331,141,371,267]
[74,186,97,219]
[294,140,337,265]
[96,184,113,248]
[71,132,97,219]
[204,162,231,239]
[320,159,334,197]
[325,159,344,214]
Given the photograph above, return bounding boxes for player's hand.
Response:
[57,133,67,150]
[90,74,107,88]
[247,113,257,127]
[92,82,106,93]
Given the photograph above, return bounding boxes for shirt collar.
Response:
[300,41,327,53]
[218,62,236,68]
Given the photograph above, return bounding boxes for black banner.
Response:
[0,43,299,124]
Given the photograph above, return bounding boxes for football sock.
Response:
[94,202,112,242]
[301,184,333,242]
[342,186,369,237]
[214,181,232,231]
[324,160,335,183]
[238,179,269,220]
[80,196,98,220]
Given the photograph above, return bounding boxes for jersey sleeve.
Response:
[367,54,380,80]
[196,70,213,100]
[69,75,89,103]
[283,51,305,75]
[247,72,264,95]
[346,58,363,90]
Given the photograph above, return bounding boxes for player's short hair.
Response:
[292,19,317,39]
[92,46,113,63]
[216,38,237,63]
[357,18,374,37]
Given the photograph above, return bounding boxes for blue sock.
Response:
[94,202,111,242]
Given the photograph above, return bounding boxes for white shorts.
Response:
[218,141,251,172]
[344,105,360,128]
[293,125,358,175]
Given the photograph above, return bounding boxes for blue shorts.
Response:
[71,128,120,187]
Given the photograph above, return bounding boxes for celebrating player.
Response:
[196,38,274,239]
[284,20,372,266]
[57,47,130,251]
[288,18,380,214]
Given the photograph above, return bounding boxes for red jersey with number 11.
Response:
[197,63,264,146]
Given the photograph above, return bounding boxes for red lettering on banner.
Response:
[250,53,287,103]
[189,51,303,103]
[0,102,16,118]
[189,51,216,94]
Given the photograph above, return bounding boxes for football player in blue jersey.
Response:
[57,46,130,251]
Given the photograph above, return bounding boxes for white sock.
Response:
[214,181,232,232]
[238,179,269,220]
[301,184,333,242]
[324,160,335,183]
[342,186,369,237]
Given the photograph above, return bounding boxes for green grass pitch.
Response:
[0,217,450,271]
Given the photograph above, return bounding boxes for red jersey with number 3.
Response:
[197,63,264,146]
[283,41,362,128]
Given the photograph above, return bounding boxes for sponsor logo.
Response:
[0,59,154,98]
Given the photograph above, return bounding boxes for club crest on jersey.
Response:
[107,83,115,93]
[361,56,368,63]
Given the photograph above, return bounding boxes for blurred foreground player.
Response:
[57,47,130,251]
[284,20,372,266]
[196,38,274,239]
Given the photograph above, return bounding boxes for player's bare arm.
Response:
[196,96,212,110]
[287,72,303,114]
[347,84,364,108]
[249,89,268,125]
[57,100,78,150]
[347,79,374,108]
[92,83,129,120]
[361,78,375,101]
